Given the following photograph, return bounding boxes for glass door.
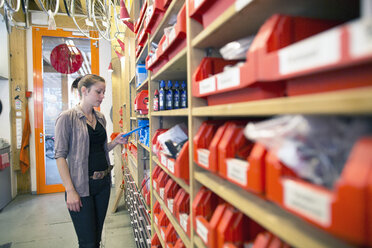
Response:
[33,27,99,194]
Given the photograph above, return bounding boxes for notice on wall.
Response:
[16,118,22,149]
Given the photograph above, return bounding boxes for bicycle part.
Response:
[0,0,5,8]
[20,0,28,13]
[63,0,72,16]
[3,3,13,34]
[5,0,20,12]
[69,0,101,40]
[92,0,111,40]
[37,0,60,16]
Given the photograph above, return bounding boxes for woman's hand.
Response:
[113,133,129,145]
[66,189,82,212]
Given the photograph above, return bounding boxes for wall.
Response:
[27,29,113,193]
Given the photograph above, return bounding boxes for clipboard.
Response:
[121,125,149,138]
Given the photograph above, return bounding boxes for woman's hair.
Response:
[71,74,105,96]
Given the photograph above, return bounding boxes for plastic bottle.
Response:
[153,89,159,111]
[173,81,180,109]
[180,81,187,108]
[166,80,173,110]
[159,80,166,111]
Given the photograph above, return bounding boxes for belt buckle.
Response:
[92,171,105,180]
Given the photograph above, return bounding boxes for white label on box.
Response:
[196,219,208,244]
[194,0,204,9]
[167,199,174,213]
[154,215,158,225]
[283,179,332,226]
[235,0,254,12]
[199,76,216,95]
[279,29,341,75]
[153,181,157,190]
[197,149,210,168]
[216,66,241,90]
[167,159,175,173]
[161,229,165,240]
[161,153,167,167]
[169,27,176,43]
[180,213,188,232]
[162,37,168,52]
[226,158,249,186]
[160,188,165,199]
[349,19,372,58]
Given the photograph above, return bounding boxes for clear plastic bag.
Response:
[157,123,188,156]
[219,35,255,60]
[244,115,372,188]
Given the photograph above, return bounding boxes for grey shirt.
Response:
[54,105,110,197]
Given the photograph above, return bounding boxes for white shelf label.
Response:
[197,149,210,168]
[161,153,168,167]
[154,215,158,225]
[235,0,254,12]
[85,18,94,27]
[169,27,176,43]
[160,188,165,199]
[194,0,204,10]
[349,19,372,58]
[167,159,175,173]
[283,179,332,226]
[167,199,174,213]
[279,28,341,75]
[161,229,165,240]
[153,181,157,190]
[196,219,208,244]
[227,158,249,186]
[180,213,188,233]
[216,66,241,90]
[199,76,216,95]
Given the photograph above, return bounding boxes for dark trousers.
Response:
[67,176,111,248]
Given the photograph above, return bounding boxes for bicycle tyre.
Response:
[0,0,5,8]
[20,0,28,14]
[92,0,111,41]
[70,0,101,40]
[5,0,20,12]
[3,4,12,34]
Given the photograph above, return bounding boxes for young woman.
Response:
[54,74,128,248]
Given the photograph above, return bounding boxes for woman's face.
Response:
[84,81,106,107]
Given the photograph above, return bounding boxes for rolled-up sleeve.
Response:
[54,112,71,159]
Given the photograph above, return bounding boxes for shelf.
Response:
[128,151,138,167]
[153,156,190,194]
[191,0,358,49]
[151,48,187,81]
[194,235,206,248]
[154,224,167,248]
[136,114,149,119]
[136,77,149,92]
[139,142,150,152]
[151,108,188,116]
[192,87,372,116]
[149,0,185,44]
[194,169,353,248]
[136,41,148,64]
[153,190,191,247]
[129,75,135,85]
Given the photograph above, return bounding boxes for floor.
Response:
[0,188,136,248]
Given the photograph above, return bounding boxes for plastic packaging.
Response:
[166,80,173,110]
[157,123,188,156]
[219,35,255,60]
[173,81,180,109]
[244,115,372,188]
[159,80,166,111]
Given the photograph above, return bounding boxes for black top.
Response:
[87,121,108,176]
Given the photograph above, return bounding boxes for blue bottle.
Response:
[173,81,180,109]
[180,81,187,108]
[159,80,166,111]
[166,80,173,110]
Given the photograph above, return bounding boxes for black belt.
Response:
[90,165,113,180]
